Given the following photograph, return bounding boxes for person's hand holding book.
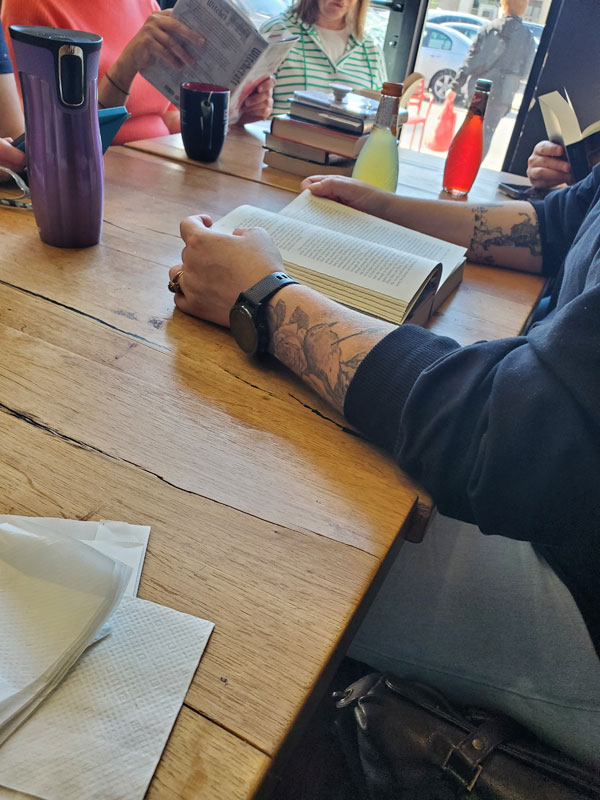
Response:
[301,175,391,218]
[100,9,204,107]
[527,140,574,189]
[169,215,283,326]
[233,76,275,126]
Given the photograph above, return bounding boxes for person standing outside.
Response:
[446,0,536,158]
[260,0,386,117]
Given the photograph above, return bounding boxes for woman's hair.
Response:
[501,0,529,17]
[292,0,370,39]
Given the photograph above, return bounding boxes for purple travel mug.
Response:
[10,25,104,248]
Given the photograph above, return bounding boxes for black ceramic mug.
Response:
[180,83,229,162]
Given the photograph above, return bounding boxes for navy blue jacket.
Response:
[345,165,600,653]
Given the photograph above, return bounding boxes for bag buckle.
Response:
[442,746,483,792]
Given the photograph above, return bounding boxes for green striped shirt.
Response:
[260,9,387,117]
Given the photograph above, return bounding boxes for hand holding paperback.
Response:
[141,0,297,116]
[538,91,600,182]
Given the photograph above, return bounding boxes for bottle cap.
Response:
[475,79,492,92]
[382,81,404,98]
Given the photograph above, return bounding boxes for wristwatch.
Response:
[229,271,298,356]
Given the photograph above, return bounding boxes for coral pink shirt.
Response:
[1,0,177,143]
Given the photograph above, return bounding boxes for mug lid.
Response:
[181,82,228,92]
[10,25,102,52]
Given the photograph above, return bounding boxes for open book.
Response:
[213,191,466,325]
[141,0,297,117]
[538,91,600,182]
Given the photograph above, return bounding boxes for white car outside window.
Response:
[442,22,480,42]
[415,23,472,102]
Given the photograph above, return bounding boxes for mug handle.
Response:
[200,96,214,149]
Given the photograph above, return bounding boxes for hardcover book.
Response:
[263,150,355,177]
[264,133,351,164]
[213,191,467,325]
[270,115,368,159]
[289,88,379,134]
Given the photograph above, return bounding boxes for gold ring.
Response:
[168,269,184,294]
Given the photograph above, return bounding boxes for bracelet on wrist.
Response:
[105,72,131,96]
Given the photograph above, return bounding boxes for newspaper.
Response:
[141,0,297,115]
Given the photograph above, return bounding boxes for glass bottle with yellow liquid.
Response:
[352,82,403,192]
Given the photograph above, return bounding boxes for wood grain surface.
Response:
[124,120,536,202]
[0,144,543,798]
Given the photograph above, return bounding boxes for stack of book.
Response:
[264,87,379,178]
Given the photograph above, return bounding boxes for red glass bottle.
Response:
[443,79,492,197]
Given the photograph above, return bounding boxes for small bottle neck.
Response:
[469,88,490,118]
[374,93,397,130]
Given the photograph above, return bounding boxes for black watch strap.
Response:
[239,272,298,309]
[230,271,298,356]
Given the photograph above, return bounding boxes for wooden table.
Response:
[125,123,543,344]
[0,144,543,800]
[124,120,531,201]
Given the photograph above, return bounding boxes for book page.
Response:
[538,91,582,146]
[141,0,267,108]
[212,206,439,302]
[582,120,600,138]
[234,37,297,111]
[281,191,466,288]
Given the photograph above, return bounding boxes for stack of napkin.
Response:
[0,517,214,800]
[0,522,130,744]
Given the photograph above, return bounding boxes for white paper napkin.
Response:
[0,517,150,597]
[0,596,214,800]
[0,523,130,741]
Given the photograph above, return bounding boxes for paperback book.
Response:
[538,91,600,182]
[141,0,297,116]
[213,191,466,325]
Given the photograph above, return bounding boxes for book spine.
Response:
[270,117,364,158]
[264,151,354,177]
[229,34,268,102]
[565,141,591,183]
[289,103,367,134]
[265,134,353,164]
[265,133,328,163]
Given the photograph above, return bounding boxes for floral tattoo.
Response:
[266,300,372,409]
[470,206,542,264]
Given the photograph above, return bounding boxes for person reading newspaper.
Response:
[0,0,274,143]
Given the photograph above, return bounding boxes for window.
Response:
[425,29,453,50]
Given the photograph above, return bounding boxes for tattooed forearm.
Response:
[266,298,380,411]
[469,206,542,265]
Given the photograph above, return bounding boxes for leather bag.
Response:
[333,672,600,800]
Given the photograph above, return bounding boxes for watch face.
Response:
[229,305,259,355]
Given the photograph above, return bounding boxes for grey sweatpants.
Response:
[348,511,600,767]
